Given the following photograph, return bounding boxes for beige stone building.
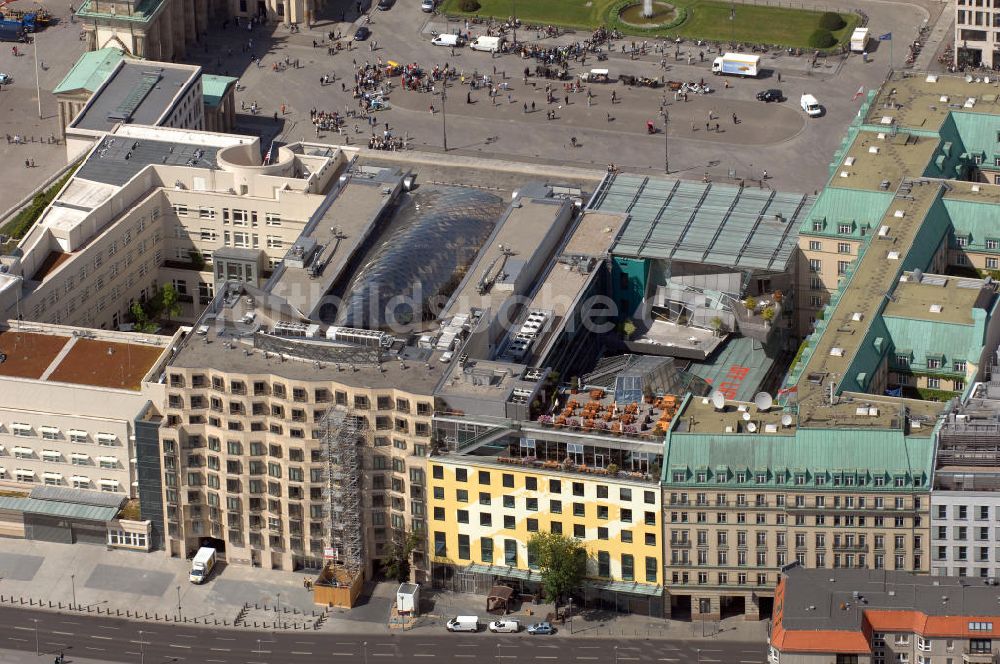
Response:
[0,124,346,331]
[76,0,227,61]
[0,321,173,495]
[159,286,438,574]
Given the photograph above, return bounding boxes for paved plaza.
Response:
[0,0,947,215]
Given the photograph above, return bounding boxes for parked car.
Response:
[488,620,520,633]
[527,622,555,635]
[354,26,371,41]
[756,88,783,102]
[0,73,12,85]
[446,616,480,632]
[421,0,435,11]
[378,0,395,8]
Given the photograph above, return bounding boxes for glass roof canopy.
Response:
[589,174,815,272]
[334,187,505,330]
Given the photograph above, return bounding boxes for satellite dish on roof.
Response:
[747,422,758,433]
[711,391,726,410]
[742,411,751,421]
[753,392,773,412]
[912,268,923,283]
[781,413,793,427]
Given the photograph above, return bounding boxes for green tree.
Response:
[159,283,182,322]
[527,532,587,608]
[130,302,155,333]
[385,531,423,583]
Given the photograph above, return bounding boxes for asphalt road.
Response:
[1,606,765,664]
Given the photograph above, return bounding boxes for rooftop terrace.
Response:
[0,324,168,391]
[865,71,1000,132]
[831,130,940,192]
[883,272,995,325]
[72,61,199,133]
[589,173,812,272]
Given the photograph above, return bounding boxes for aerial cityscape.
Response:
[0,0,996,662]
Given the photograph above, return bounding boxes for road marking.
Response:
[52,631,74,636]
[206,660,227,663]
[176,634,198,639]
[92,635,113,640]
[413,656,433,659]
[658,659,679,662]
[169,644,193,649]
[12,626,32,631]
[211,647,232,652]
[215,637,237,641]
[59,621,80,625]
[84,647,106,652]
[579,646,600,650]
[96,625,119,630]
[125,652,139,656]
[8,637,27,642]
[290,652,312,655]
[577,657,599,660]
[330,653,352,656]
[536,658,557,661]
[294,641,315,645]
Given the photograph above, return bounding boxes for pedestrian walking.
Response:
[24,159,29,168]
[777,72,781,83]
[531,101,535,112]
[732,112,737,124]
[705,121,710,131]
[715,122,719,132]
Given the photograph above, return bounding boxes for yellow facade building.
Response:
[428,455,663,615]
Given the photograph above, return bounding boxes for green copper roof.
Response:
[799,186,893,237]
[53,48,125,95]
[663,427,934,490]
[883,307,989,369]
[76,0,165,23]
[202,75,237,108]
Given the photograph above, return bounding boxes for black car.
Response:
[756,89,783,102]
[354,26,371,40]
[377,0,394,9]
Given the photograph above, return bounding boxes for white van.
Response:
[469,35,504,53]
[431,33,462,47]
[488,619,519,633]
[446,615,480,632]
[800,94,822,117]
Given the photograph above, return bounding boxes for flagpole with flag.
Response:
[879,32,893,71]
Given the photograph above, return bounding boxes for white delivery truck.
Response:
[850,27,869,53]
[469,35,504,52]
[446,616,480,632]
[431,33,463,47]
[189,546,217,584]
[800,94,822,116]
[711,53,761,77]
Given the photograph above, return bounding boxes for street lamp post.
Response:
[660,102,669,174]
[496,642,501,664]
[256,638,262,662]
[139,629,145,664]
[32,619,39,655]
[276,592,281,614]
[363,640,369,664]
[613,645,619,664]
[696,647,701,664]
[441,85,448,151]
[70,574,76,609]
[176,585,181,619]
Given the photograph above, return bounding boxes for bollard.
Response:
[48,601,52,608]
[155,613,159,620]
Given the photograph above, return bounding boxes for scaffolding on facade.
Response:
[319,407,365,580]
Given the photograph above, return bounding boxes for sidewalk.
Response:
[0,538,767,642]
